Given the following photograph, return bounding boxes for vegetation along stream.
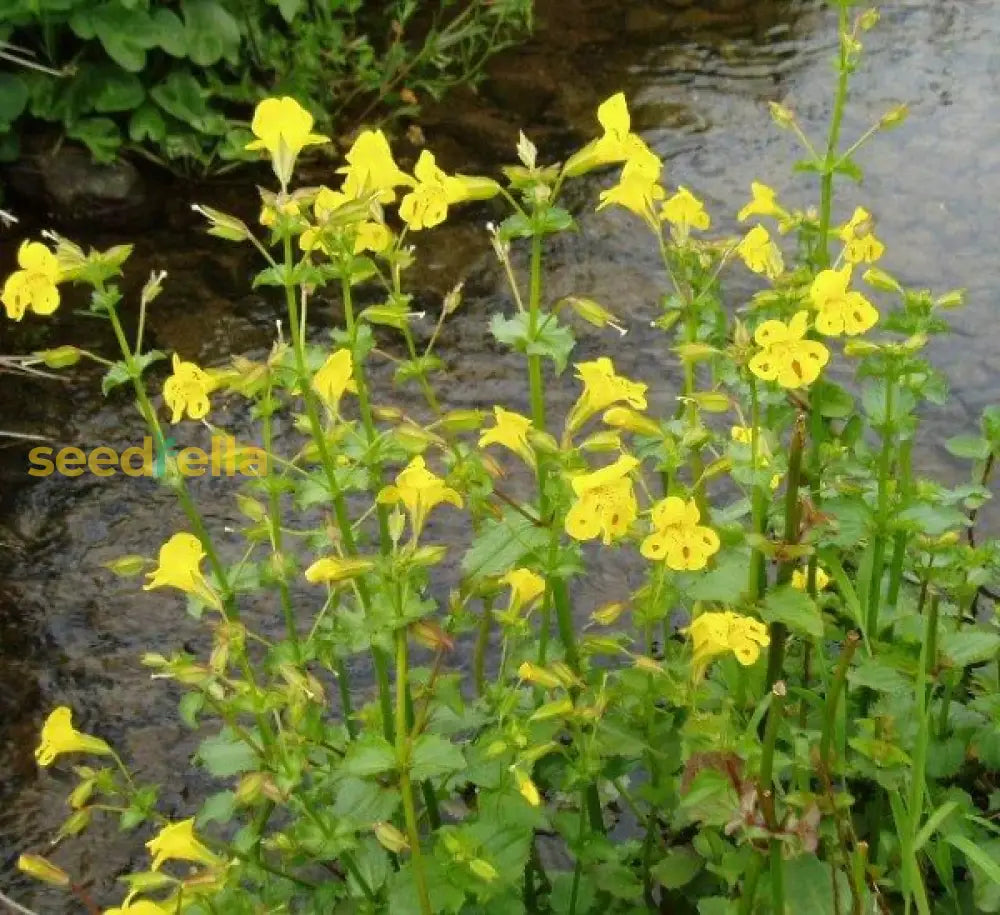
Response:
[2,0,999,909]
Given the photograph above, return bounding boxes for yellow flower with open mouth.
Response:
[304,556,375,584]
[34,706,112,766]
[564,454,639,545]
[312,349,357,411]
[809,265,879,336]
[144,532,222,611]
[245,96,329,188]
[687,610,770,681]
[2,240,62,320]
[564,92,654,176]
[163,354,213,423]
[737,181,786,223]
[839,206,885,264]
[377,455,463,535]
[399,150,500,231]
[597,150,666,227]
[566,357,648,434]
[478,407,535,466]
[748,311,830,389]
[103,900,177,915]
[146,818,223,872]
[338,129,415,203]
[661,186,710,234]
[640,497,720,570]
[500,567,546,611]
[737,225,784,279]
[791,566,831,592]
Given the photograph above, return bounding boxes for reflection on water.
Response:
[3,0,999,907]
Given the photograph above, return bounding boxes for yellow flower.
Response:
[144,532,222,611]
[500,568,546,610]
[246,97,328,188]
[838,206,885,264]
[354,221,393,254]
[564,92,654,176]
[512,768,541,807]
[809,266,879,336]
[146,818,223,872]
[737,181,785,222]
[791,566,831,592]
[564,454,639,545]
[566,357,648,434]
[597,153,665,226]
[730,426,753,445]
[338,129,415,203]
[2,240,61,320]
[640,497,720,571]
[603,407,661,437]
[377,455,463,535]
[478,407,535,466]
[661,186,710,233]
[104,901,177,915]
[304,556,375,584]
[163,354,213,423]
[737,225,784,279]
[34,706,112,767]
[312,349,357,410]
[748,311,830,389]
[687,611,770,681]
[399,150,500,231]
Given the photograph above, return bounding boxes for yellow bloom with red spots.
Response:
[737,225,784,279]
[399,151,499,231]
[564,454,639,545]
[661,186,710,233]
[564,92,655,176]
[737,181,785,222]
[791,566,831,592]
[809,265,879,336]
[838,206,885,264]
[748,311,830,389]
[163,354,213,423]
[566,357,648,434]
[2,240,62,320]
[144,532,222,611]
[312,349,357,411]
[687,611,770,681]
[377,456,463,535]
[640,497,720,570]
[478,407,535,466]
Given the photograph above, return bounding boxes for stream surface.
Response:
[3,0,1000,908]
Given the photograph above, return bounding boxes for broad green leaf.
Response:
[196,790,235,826]
[197,730,258,777]
[461,508,548,578]
[152,7,187,56]
[129,104,167,144]
[342,736,396,778]
[0,73,28,122]
[410,734,464,781]
[686,550,747,603]
[91,71,145,113]
[761,585,823,638]
[946,434,991,461]
[150,71,226,135]
[783,853,852,915]
[940,630,1000,668]
[847,656,910,694]
[650,846,703,889]
[66,117,120,163]
[182,0,242,66]
[489,311,575,374]
[896,502,970,537]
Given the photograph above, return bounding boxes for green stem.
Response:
[395,631,432,915]
[335,658,358,740]
[474,598,494,696]
[748,378,767,600]
[819,631,860,773]
[866,375,895,635]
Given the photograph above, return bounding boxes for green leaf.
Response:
[685,551,747,603]
[946,834,1000,904]
[150,71,226,135]
[896,501,969,537]
[182,0,242,66]
[940,630,1000,668]
[91,71,145,113]
[152,7,187,56]
[760,585,823,638]
[784,853,852,915]
[343,736,397,778]
[489,311,575,374]
[650,846,703,889]
[197,730,258,776]
[0,73,28,123]
[197,790,236,826]
[410,734,464,781]
[461,508,549,578]
[178,691,204,728]
[814,380,855,419]
[945,435,991,461]
[847,656,910,694]
[129,104,167,144]
[66,117,121,163]
[276,0,303,22]
[88,5,163,72]
[914,801,960,853]
[333,777,400,824]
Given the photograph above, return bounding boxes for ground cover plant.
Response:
[0,0,531,170]
[6,1,1000,912]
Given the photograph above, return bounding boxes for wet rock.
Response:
[485,53,559,122]
[4,142,149,228]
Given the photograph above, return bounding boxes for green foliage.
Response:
[0,0,532,170]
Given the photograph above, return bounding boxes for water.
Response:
[3,0,1000,908]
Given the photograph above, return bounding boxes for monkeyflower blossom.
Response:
[563,92,655,176]
[146,818,223,871]
[2,240,62,320]
[500,568,546,611]
[478,407,535,466]
[687,611,771,681]
[791,566,831,592]
[809,265,879,336]
[163,354,213,423]
[748,311,830,389]
[144,532,222,611]
[304,556,375,584]
[338,129,414,203]
[34,707,112,766]
[640,497,720,571]
[399,150,500,231]
[312,349,357,410]
[597,148,665,226]
[246,97,328,188]
[566,357,648,434]
[564,454,639,545]
[377,455,463,535]
[838,206,885,264]
[737,181,786,223]
[104,902,178,915]
[661,186,710,234]
[737,225,784,279]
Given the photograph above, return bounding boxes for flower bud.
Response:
[517,661,562,689]
[690,392,731,413]
[879,104,908,129]
[935,289,965,310]
[469,858,499,882]
[862,266,902,293]
[591,601,626,626]
[191,205,251,242]
[602,407,661,437]
[17,854,70,887]
[374,822,410,854]
[37,345,82,369]
[843,340,881,357]
[768,101,796,129]
[104,554,148,577]
[858,8,880,31]
[440,409,483,432]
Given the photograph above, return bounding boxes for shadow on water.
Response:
[2,0,999,907]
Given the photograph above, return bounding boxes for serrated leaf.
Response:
[489,311,575,374]
[760,585,823,638]
[847,656,910,694]
[940,630,1000,668]
[343,736,397,778]
[410,734,464,781]
[197,730,259,777]
[461,508,548,578]
[650,846,703,889]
